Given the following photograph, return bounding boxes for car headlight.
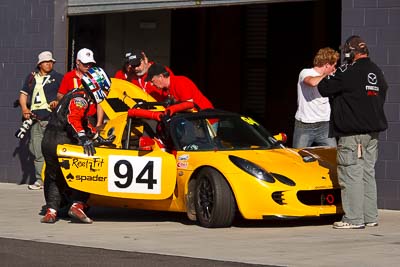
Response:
[229,155,275,183]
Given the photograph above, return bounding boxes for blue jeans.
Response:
[292,119,336,148]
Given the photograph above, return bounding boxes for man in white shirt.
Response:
[292,47,339,148]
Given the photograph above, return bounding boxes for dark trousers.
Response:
[42,127,89,211]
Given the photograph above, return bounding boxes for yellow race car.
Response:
[56,79,342,228]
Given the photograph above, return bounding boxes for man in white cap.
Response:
[18,51,63,190]
[57,48,105,128]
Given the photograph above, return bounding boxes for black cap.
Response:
[343,35,369,55]
[342,35,369,63]
[123,51,132,63]
[145,63,168,82]
[128,50,144,66]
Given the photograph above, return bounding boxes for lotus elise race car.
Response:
[56,79,342,228]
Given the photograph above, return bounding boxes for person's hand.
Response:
[49,100,59,110]
[78,135,96,156]
[93,134,115,147]
[22,108,31,120]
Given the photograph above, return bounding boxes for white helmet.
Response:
[81,67,111,103]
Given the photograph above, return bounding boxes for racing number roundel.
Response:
[108,155,162,194]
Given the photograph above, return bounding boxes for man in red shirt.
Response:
[124,50,169,102]
[145,63,214,110]
[114,51,135,81]
[57,48,105,127]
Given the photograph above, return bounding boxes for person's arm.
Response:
[19,73,35,119]
[303,74,327,87]
[56,92,64,101]
[96,104,105,128]
[19,93,31,120]
[66,97,89,134]
[66,98,97,156]
[317,71,343,98]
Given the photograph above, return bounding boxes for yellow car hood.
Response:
[179,147,337,189]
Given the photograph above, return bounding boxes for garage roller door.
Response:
[68,0,306,15]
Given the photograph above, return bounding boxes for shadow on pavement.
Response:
[0,238,277,267]
[43,204,341,228]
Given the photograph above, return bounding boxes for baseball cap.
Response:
[124,51,132,63]
[37,51,56,65]
[128,50,145,66]
[347,36,367,51]
[77,48,96,64]
[343,35,369,55]
[145,63,168,82]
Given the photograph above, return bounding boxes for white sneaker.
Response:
[28,181,43,190]
[365,222,378,227]
[333,221,365,229]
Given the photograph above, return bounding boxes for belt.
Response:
[295,119,329,128]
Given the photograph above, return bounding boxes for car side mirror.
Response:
[273,132,287,144]
[139,136,155,151]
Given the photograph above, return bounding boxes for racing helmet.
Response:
[81,67,111,103]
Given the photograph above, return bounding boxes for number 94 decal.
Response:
[108,155,162,194]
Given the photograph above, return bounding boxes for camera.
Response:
[15,118,33,139]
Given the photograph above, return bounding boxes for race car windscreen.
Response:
[171,114,278,151]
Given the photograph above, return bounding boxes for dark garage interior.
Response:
[69,0,341,145]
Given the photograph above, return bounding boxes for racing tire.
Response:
[194,167,236,228]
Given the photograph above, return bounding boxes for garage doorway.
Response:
[68,0,341,144]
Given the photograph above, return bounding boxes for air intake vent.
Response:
[297,189,341,206]
[272,191,286,205]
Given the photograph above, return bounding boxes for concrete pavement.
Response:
[0,182,399,266]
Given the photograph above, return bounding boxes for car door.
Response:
[57,144,177,200]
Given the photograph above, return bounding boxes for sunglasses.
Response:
[129,59,143,68]
[79,61,93,68]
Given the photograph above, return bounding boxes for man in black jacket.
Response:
[318,35,388,229]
